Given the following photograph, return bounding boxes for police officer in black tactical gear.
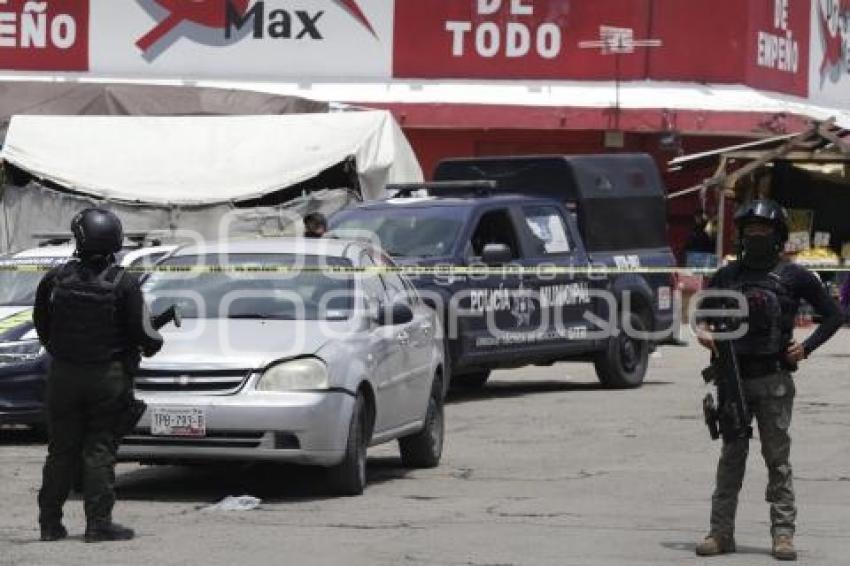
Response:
[33,208,163,543]
[695,200,843,561]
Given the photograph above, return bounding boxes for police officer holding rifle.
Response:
[694,200,843,561]
[33,209,166,543]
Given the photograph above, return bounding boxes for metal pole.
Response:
[716,187,726,266]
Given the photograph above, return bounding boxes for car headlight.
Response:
[256,358,329,392]
[0,340,45,365]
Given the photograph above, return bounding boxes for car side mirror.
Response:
[481,243,512,266]
[376,300,414,326]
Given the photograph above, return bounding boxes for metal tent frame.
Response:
[666,118,850,261]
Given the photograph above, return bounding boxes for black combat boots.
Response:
[39,522,68,542]
[84,521,135,543]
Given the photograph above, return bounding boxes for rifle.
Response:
[701,329,752,442]
[151,304,182,333]
[115,305,182,439]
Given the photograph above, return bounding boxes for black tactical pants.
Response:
[38,359,128,527]
[709,371,796,538]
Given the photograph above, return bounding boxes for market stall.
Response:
[0,111,423,253]
[666,119,850,317]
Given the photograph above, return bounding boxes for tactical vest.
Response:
[727,262,796,357]
[48,261,127,363]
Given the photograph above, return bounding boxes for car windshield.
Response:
[0,258,64,306]
[143,253,355,321]
[331,207,466,258]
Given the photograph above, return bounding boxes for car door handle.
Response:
[397,330,410,345]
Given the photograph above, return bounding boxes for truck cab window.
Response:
[523,206,572,255]
[468,209,520,259]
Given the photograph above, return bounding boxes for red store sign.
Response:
[748,0,809,97]
[394,0,651,81]
[394,0,811,97]
[0,0,89,71]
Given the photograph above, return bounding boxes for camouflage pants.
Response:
[710,371,796,538]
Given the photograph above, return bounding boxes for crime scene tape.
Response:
[3,264,850,275]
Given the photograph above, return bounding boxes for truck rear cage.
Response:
[433,154,669,253]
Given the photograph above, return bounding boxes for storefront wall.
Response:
[0,1,833,100]
[0,0,847,256]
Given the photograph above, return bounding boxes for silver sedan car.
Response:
[118,238,445,495]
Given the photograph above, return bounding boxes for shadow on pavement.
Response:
[447,379,672,404]
[660,541,771,557]
[116,455,411,505]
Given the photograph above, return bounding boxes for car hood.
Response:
[142,319,354,372]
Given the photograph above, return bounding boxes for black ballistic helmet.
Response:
[733,199,790,243]
[71,208,124,255]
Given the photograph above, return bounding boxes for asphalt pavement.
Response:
[2,330,849,566]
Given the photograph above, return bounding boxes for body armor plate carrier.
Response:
[728,262,796,358]
[48,262,126,363]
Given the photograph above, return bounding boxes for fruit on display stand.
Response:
[792,247,840,266]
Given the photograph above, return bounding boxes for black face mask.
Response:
[740,234,779,269]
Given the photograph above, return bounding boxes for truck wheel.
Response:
[399,375,444,468]
[451,370,491,389]
[327,392,370,496]
[594,312,649,389]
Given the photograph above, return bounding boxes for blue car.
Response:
[0,243,175,429]
[0,247,68,428]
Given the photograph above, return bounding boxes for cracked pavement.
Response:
[1,330,849,565]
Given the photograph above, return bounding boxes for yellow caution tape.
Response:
[0,264,706,275]
[2,263,850,275]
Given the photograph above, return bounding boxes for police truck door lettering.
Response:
[469,282,592,341]
[470,285,511,313]
[470,282,590,313]
[539,283,591,308]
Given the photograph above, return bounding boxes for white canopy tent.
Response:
[0,110,423,253]
[1,110,421,204]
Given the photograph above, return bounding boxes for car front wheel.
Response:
[399,375,444,468]
[327,391,370,496]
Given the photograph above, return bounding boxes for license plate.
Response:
[150,407,206,437]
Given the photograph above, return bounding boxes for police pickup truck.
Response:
[330,154,677,389]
